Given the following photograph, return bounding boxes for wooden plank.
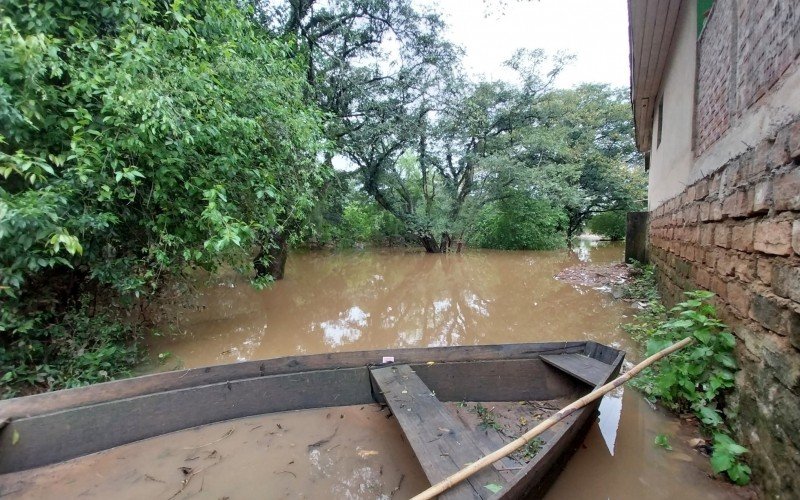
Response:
[371,365,506,500]
[0,342,590,420]
[497,353,623,499]
[539,354,615,387]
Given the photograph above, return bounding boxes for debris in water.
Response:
[308,427,338,449]
[357,449,379,458]
[183,428,234,450]
[555,263,632,291]
[390,474,405,497]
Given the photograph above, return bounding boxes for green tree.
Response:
[1,0,326,394]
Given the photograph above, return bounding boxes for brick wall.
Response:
[648,118,800,495]
[695,0,734,154]
[695,0,800,156]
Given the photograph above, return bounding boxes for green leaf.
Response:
[710,451,733,474]
[697,406,723,427]
[654,434,672,450]
[12,430,19,446]
[484,483,503,494]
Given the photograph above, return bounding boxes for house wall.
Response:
[649,0,800,209]
[644,1,800,496]
[647,1,696,210]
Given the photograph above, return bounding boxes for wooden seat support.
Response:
[539,353,614,387]
[370,364,507,500]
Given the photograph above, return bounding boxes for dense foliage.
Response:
[625,271,750,485]
[473,192,567,250]
[587,211,627,240]
[1,1,326,395]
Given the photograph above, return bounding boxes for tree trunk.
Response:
[254,230,290,280]
[419,232,452,253]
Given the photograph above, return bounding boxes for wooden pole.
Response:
[411,337,695,500]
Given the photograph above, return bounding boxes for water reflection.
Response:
[151,241,634,367]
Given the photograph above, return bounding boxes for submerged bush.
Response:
[473,193,568,250]
[587,210,627,240]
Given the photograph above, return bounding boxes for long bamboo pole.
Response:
[411,336,695,500]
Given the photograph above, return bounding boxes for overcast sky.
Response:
[420,0,631,89]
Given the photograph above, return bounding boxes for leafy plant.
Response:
[473,194,568,251]
[627,289,750,485]
[519,438,544,460]
[711,433,751,485]
[470,403,502,431]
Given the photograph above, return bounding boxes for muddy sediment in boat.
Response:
[0,406,429,499]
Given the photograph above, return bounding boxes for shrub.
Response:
[587,210,627,240]
[474,193,568,250]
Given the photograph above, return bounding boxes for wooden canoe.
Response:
[0,341,623,498]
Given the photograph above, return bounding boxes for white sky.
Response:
[421,0,631,89]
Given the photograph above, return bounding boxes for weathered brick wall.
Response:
[649,118,800,495]
[695,0,800,156]
[695,0,734,154]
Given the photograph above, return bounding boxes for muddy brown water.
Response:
[0,242,749,499]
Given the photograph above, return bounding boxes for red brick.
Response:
[752,179,772,213]
[793,220,800,255]
[699,201,711,221]
[772,262,800,303]
[754,220,793,255]
[700,224,715,247]
[714,224,731,248]
[694,179,709,200]
[709,174,721,197]
[717,253,735,276]
[711,275,728,299]
[749,292,787,333]
[731,222,755,252]
[733,254,756,282]
[770,126,791,168]
[710,201,724,221]
[708,249,721,268]
[723,190,753,218]
[696,267,712,290]
[686,204,700,224]
[773,169,800,211]
[726,280,750,317]
[757,257,773,285]
[686,186,696,203]
[753,140,772,176]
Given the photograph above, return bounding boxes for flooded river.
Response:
[1,243,748,499]
[145,242,745,499]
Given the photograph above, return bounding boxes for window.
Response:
[657,96,664,148]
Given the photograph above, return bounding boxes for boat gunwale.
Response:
[0,341,596,420]
[0,341,624,479]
